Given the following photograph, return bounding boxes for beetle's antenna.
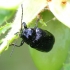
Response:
[21,4,27,29]
[35,18,40,28]
[46,17,56,24]
[35,14,41,28]
[21,4,23,31]
[10,44,15,57]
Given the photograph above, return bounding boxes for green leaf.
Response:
[0,9,16,25]
[29,10,70,70]
[0,22,11,34]
[63,64,70,70]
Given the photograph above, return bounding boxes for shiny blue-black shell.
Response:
[20,27,55,52]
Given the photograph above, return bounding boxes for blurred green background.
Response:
[0,43,37,70]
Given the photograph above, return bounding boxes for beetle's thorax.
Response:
[21,28,36,43]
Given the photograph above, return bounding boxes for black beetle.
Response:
[11,4,55,52]
[20,21,55,52]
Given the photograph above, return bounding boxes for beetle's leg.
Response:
[18,40,24,47]
[10,40,24,47]
[10,40,24,56]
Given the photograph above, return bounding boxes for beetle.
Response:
[20,22,55,52]
[11,4,55,52]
